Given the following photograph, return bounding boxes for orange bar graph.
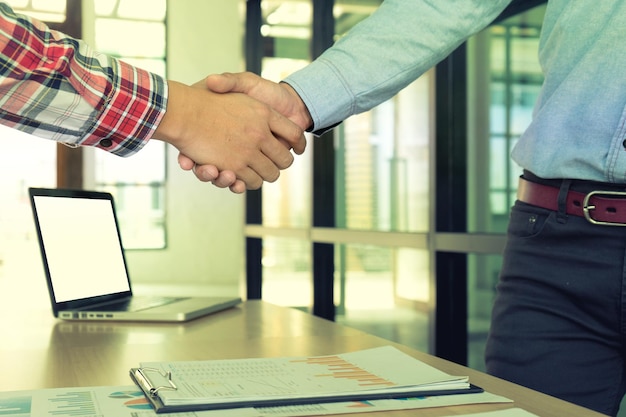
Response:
[291,355,397,387]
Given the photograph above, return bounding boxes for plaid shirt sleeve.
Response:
[0,2,167,157]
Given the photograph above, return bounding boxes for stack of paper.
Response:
[130,345,481,413]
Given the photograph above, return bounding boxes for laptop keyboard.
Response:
[102,296,185,312]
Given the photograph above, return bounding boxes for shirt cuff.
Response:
[283,58,356,134]
[79,58,168,157]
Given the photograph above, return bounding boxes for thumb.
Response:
[177,152,195,171]
[205,72,241,94]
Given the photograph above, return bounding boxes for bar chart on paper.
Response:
[0,391,99,417]
[0,387,156,417]
[291,355,396,388]
[0,392,86,416]
[48,391,97,416]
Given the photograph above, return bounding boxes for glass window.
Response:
[261,237,312,308]
[332,2,432,234]
[337,73,433,233]
[261,141,313,228]
[95,19,165,58]
[261,58,312,229]
[467,5,546,232]
[465,4,546,371]
[332,0,433,352]
[0,2,62,278]
[94,145,166,249]
[7,0,66,22]
[260,1,313,228]
[91,0,167,249]
[467,253,502,372]
[335,244,431,353]
[257,2,315,307]
[256,1,434,352]
[258,0,432,233]
[31,0,65,12]
[0,126,56,279]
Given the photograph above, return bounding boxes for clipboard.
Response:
[129,367,483,414]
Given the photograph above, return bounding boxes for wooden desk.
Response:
[0,301,603,417]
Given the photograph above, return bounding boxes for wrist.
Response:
[152,80,187,148]
[280,82,313,131]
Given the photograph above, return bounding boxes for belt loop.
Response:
[557,179,572,223]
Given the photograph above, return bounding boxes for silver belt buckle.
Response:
[582,190,626,226]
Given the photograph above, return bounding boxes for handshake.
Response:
[153,72,313,194]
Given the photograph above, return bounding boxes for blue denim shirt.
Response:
[285,0,626,183]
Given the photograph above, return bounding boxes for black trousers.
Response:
[485,186,626,416]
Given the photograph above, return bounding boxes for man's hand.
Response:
[153,80,306,190]
[178,152,246,193]
[205,72,313,130]
[177,72,313,191]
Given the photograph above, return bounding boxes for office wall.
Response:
[82,1,246,292]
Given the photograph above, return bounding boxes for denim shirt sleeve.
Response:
[284,0,512,133]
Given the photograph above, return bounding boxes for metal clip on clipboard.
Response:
[133,367,178,397]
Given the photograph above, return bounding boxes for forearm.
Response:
[284,0,512,132]
[0,3,167,156]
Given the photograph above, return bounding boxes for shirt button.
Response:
[99,138,113,148]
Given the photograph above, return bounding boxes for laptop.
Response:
[28,187,241,322]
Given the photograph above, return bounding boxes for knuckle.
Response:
[266,170,280,183]
[248,178,264,190]
[279,153,294,169]
[257,104,272,118]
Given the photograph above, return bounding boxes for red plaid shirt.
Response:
[0,2,167,156]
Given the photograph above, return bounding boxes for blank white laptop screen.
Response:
[30,187,242,322]
[32,195,130,303]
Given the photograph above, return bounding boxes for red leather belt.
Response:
[517,177,626,226]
